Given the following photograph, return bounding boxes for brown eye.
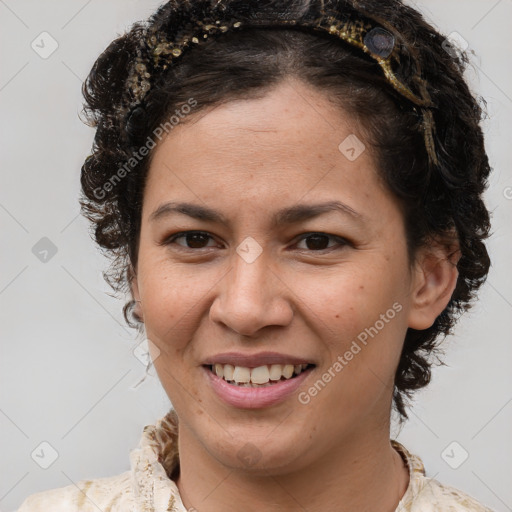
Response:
[164,231,217,249]
[295,233,348,252]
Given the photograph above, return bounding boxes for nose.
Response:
[209,248,294,337]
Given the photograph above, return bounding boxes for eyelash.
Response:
[161,230,350,253]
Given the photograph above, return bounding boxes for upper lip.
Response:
[202,351,316,368]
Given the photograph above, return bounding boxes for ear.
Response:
[129,264,144,322]
[407,238,461,330]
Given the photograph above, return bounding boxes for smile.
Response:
[203,362,316,409]
[205,363,316,387]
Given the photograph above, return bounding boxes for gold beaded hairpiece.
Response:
[125,7,438,166]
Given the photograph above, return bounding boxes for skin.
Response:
[131,77,459,512]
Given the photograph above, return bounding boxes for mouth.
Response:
[203,363,316,388]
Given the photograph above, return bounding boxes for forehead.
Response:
[142,78,392,223]
[168,79,354,156]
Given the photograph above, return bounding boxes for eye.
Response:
[294,232,349,252]
[161,231,349,252]
[162,231,219,250]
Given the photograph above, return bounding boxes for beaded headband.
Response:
[125,4,438,166]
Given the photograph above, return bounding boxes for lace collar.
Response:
[129,408,185,511]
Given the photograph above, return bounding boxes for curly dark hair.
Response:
[79,0,492,420]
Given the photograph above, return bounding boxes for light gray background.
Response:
[1,1,511,511]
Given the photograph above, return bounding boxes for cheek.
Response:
[137,256,213,350]
[300,260,408,389]
[300,260,407,334]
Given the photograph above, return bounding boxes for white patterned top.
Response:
[17,408,494,512]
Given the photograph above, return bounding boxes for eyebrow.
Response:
[149,200,363,227]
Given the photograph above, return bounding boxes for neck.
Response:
[174,419,409,512]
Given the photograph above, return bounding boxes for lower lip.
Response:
[203,365,314,409]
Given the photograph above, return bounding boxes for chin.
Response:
[208,424,314,475]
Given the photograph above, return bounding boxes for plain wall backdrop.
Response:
[1,1,511,511]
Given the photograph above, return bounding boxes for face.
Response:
[131,77,452,474]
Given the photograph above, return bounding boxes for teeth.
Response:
[269,364,283,381]
[214,364,224,378]
[210,363,312,386]
[223,364,234,381]
[251,365,270,384]
[282,364,294,379]
[233,366,250,384]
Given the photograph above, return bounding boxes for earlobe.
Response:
[407,242,460,330]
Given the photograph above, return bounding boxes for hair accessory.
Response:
[124,5,438,165]
[363,27,395,58]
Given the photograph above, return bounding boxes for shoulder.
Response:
[16,471,133,512]
[392,441,495,512]
[405,474,495,512]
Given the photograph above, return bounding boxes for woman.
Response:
[17,0,494,510]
